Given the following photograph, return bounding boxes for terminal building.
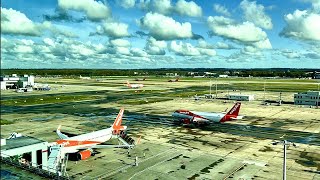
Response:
[228,94,255,101]
[294,91,320,106]
[0,74,34,90]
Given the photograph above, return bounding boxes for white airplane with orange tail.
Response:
[126,81,144,88]
[172,102,243,125]
[55,108,136,160]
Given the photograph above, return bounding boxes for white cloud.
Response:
[43,38,56,46]
[150,0,172,15]
[304,52,320,59]
[169,41,200,56]
[207,16,268,43]
[301,0,320,11]
[242,46,262,56]
[139,0,202,17]
[1,8,76,37]
[139,12,193,40]
[96,21,130,38]
[280,49,301,59]
[252,39,272,49]
[240,0,273,29]
[118,0,135,9]
[108,46,131,55]
[109,39,131,47]
[199,48,216,56]
[216,42,233,49]
[58,0,111,21]
[131,48,148,57]
[213,4,231,16]
[70,44,95,56]
[280,10,320,41]
[1,8,42,36]
[145,37,167,55]
[14,45,34,53]
[175,0,202,17]
[169,41,216,56]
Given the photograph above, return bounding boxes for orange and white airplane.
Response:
[55,108,132,160]
[126,81,144,88]
[172,102,243,125]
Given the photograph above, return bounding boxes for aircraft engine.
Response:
[183,118,191,124]
[77,149,92,160]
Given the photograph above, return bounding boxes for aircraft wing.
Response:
[231,116,244,120]
[192,117,209,123]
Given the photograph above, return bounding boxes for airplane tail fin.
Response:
[126,81,131,87]
[226,102,241,116]
[112,108,127,134]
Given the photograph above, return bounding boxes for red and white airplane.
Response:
[172,102,243,125]
[126,81,144,88]
[55,108,132,160]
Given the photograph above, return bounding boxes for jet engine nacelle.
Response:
[77,149,92,160]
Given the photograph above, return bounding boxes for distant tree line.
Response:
[1,68,319,78]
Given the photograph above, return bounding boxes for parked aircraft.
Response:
[126,81,144,88]
[172,102,243,125]
[55,108,133,160]
[168,77,179,82]
[135,77,146,81]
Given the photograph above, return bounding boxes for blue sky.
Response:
[1,0,320,69]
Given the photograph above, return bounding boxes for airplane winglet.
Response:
[136,135,141,145]
[56,125,69,139]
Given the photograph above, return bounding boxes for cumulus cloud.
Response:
[117,0,135,9]
[1,8,43,36]
[43,8,86,22]
[94,21,130,38]
[198,40,235,50]
[139,0,202,17]
[175,0,202,17]
[304,52,320,59]
[1,8,76,37]
[198,48,217,56]
[213,4,231,16]
[1,37,157,68]
[300,0,320,11]
[109,39,131,47]
[58,0,111,21]
[145,37,167,55]
[280,49,301,59]
[252,39,272,49]
[138,12,193,40]
[130,48,148,57]
[280,10,320,41]
[240,0,273,29]
[215,42,234,49]
[169,41,200,56]
[169,41,216,56]
[207,16,268,43]
[241,46,262,56]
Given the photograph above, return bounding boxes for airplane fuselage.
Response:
[56,128,113,153]
[172,111,226,123]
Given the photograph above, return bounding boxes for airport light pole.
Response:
[272,140,297,180]
[263,81,266,102]
[215,80,218,99]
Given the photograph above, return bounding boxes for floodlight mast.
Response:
[272,140,297,180]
